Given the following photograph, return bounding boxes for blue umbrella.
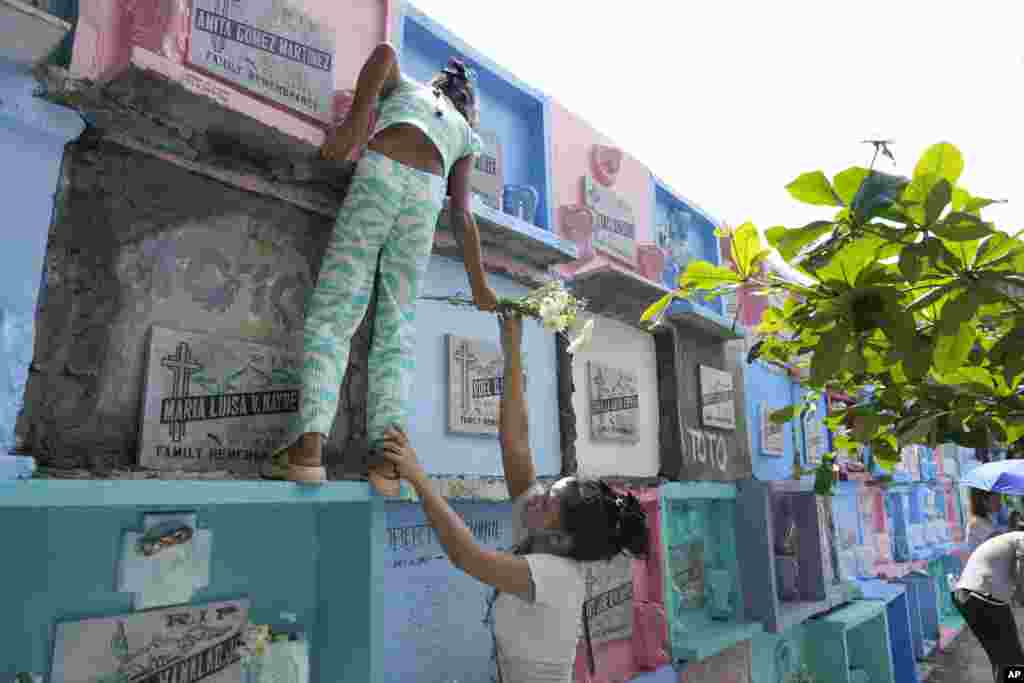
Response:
[960,459,1024,495]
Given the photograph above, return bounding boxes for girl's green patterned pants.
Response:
[273,150,445,461]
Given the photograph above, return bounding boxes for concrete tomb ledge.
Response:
[808,598,887,632]
[0,478,374,508]
[566,257,742,339]
[33,59,576,285]
[397,474,663,503]
[18,60,579,481]
[670,619,763,663]
[9,472,664,505]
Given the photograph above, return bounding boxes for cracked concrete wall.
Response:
[16,133,379,474]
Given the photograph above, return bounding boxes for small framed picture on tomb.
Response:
[447,335,524,436]
[587,361,640,443]
[699,365,736,431]
[760,401,786,457]
[469,130,503,211]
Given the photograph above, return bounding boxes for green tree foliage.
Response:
[643,143,1024,482]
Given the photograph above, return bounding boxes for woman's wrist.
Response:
[407,468,430,491]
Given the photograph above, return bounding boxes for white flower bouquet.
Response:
[421,280,595,354]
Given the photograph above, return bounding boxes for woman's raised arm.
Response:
[351,43,400,110]
[498,315,536,499]
[321,43,399,160]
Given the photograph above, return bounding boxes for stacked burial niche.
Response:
[19,63,379,479]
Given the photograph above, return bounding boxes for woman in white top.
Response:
[954,530,1024,681]
[375,315,651,683]
[966,487,1002,555]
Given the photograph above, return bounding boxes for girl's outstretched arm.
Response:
[349,42,400,117]
[498,315,535,499]
[378,426,534,597]
[447,156,497,311]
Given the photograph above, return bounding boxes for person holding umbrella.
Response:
[966,488,1002,555]
[950,459,1024,679]
[958,459,1024,555]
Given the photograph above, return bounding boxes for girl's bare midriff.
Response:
[368,124,445,177]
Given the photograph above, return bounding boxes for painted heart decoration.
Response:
[591,145,623,187]
[637,244,666,282]
[561,204,594,236]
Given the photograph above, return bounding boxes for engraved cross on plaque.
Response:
[452,340,478,415]
[162,342,203,442]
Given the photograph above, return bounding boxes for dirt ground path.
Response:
[923,608,1024,682]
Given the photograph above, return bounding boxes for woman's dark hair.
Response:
[970,487,993,519]
[430,58,477,127]
[483,477,649,681]
[560,478,649,562]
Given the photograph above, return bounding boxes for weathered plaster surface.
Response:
[19,63,569,478]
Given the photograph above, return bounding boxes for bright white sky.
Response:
[410,1,1023,238]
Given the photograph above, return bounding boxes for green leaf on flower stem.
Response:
[873,435,900,458]
[938,290,981,335]
[925,179,952,226]
[914,142,965,185]
[873,442,902,473]
[853,171,910,224]
[1004,359,1024,393]
[876,301,917,352]
[975,231,1024,267]
[966,196,1006,213]
[765,225,788,249]
[810,325,849,386]
[1004,420,1024,447]
[898,243,925,283]
[786,171,841,207]
[728,222,770,278]
[902,342,934,382]
[897,414,940,448]
[814,456,836,496]
[900,176,931,226]
[812,234,886,285]
[951,186,970,212]
[933,322,976,374]
[833,167,872,206]
[990,328,1024,364]
[769,404,800,425]
[773,221,834,261]
[852,413,883,441]
[920,236,962,271]
[931,212,993,241]
[678,261,742,291]
[641,292,674,327]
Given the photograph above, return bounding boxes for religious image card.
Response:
[117,512,214,610]
[51,598,249,683]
